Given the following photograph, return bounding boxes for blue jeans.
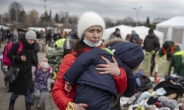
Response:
[10,87,32,103]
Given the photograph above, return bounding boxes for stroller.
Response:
[0,51,9,86]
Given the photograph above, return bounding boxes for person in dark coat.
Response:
[129,30,141,45]
[143,29,160,76]
[46,30,52,47]
[19,33,40,65]
[7,30,39,110]
[53,30,61,42]
[6,29,11,43]
[63,39,144,110]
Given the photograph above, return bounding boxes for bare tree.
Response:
[19,11,27,24]
[122,17,135,26]
[27,10,39,26]
[58,11,69,24]
[2,12,10,24]
[115,20,124,26]
[104,17,114,28]
[8,1,24,23]
[69,15,78,25]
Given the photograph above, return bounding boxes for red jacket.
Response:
[52,46,127,110]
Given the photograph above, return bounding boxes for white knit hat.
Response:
[78,11,106,38]
[25,30,36,40]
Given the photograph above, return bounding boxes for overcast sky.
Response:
[0,0,184,22]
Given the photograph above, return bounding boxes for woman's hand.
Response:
[71,102,88,110]
[96,55,121,76]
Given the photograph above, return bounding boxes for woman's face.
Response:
[84,26,103,44]
[26,39,35,45]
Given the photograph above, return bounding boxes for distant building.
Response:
[153,18,168,24]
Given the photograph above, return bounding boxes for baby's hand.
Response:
[65,82,72,93]
[37,63,42,68]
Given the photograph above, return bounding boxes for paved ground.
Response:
[0,43,59,110]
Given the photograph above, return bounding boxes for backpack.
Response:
[3,41,23,66]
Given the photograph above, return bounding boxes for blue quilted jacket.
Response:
[63,42,144,110]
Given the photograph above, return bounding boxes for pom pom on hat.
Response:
[78,11,105,38]
[42,58,48,62]
[41,62,49,69]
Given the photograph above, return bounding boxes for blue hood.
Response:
[107,42,144,69]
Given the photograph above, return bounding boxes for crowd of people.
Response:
[1,11,184,110]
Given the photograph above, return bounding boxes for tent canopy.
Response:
[156,16,184,49]
[157,16,184,27]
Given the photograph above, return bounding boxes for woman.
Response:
[63,39,144,110]
[52,12,127,110]
[7,30,39,110]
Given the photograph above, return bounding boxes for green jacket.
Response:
[159,41,180,57]
[171,51,184,76]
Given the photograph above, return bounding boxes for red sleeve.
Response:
[52,54,76,110]
[113,67,127,94]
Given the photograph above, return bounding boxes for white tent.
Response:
[156,16,184,49]
[102,25,164,46]
[0,25,10,30]
[28,27,45,32]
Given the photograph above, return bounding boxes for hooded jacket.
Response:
[109,32,122,40]
[52,44,127,110]
[64,26,78,50]
[63,40,144,110]
[158,41,180,57]
[7,37,38,95]
[171,51,184,76]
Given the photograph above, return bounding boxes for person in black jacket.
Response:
[46,30,52,47]
[7,30,39,110]
[143,29,160,76]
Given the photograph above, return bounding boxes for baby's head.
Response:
[103,39,144,73]
[40,62,49,72]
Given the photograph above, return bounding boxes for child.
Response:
[63,39,144,110]
[32,61,50,109]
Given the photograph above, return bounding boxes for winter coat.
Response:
[143,34,160,52]
[7,38,38,95]
[52,45,127,110]
[109,32,122,40]
[63,44,141,110]
[159,41,180,57]
[46,32,52,41]
[53,33,61,42]
[171,51,184,76]
[129,34,141,45]
[33,68,50,91]
[39,30,44,39]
